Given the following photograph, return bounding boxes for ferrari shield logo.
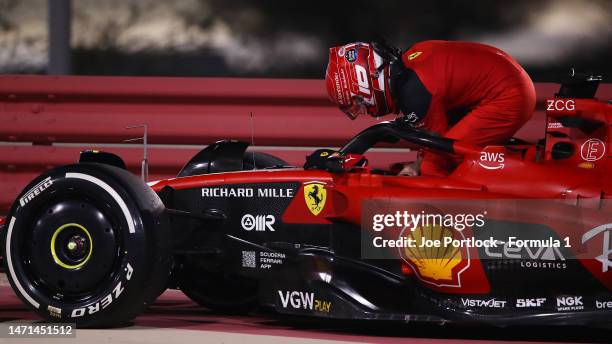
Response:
[304,182,327,216]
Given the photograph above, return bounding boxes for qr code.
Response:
[242,251,256,268]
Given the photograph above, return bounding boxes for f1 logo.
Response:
[580,139,606,162]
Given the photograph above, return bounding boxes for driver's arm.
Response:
[394,68,449,176]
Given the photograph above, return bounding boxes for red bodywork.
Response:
[147,96,611,296]
[1,89,610,297]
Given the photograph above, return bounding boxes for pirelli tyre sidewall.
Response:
[2,163,171,327]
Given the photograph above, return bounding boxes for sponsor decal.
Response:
[399,224,471,288]
[478,151,505,170]
[408,51,422,60]
[241,214,275,232]
[546,99,576,112]
[71,263,133,317]
[278,290,332,313]
[241,250,286,269]
[581,223,612,273]
[47,305,62,318]
[355,64,371,95]
[547,121,563,129]
[345,48,358,62]
[304,182,327,216]
[402,226,461,281]
[405,112,419,123]
[580,139,606,162]
[279,290,312,309]
[259,251,285,267]
[202,187,294,198]
[578,162,595,169]
[595,300,612,309]
[314,299,332,313]
[485,239,567,269]
[20,177,53,206]
[333,72,345,104]
[556,296,583,311]
[461,298,507,309]
[319,151,329,157]
[516,298,546,308]
[257,188,294,198]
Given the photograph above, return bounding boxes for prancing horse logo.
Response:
[304,182,327,216]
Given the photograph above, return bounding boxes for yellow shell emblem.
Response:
[408,51,422,60]
[403,225,461,281]
[304,182,326,216]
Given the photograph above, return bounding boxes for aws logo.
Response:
[478,150,505,170]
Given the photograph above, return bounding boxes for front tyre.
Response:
[2,164,171,327]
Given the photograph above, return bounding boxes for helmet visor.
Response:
[340,95,369,120]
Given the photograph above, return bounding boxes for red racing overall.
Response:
[390,40,536,176]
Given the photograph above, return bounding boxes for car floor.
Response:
[0,274,609,344]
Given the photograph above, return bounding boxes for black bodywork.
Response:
[153,133,612,327]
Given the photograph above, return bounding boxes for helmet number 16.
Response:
[355,65,371,95]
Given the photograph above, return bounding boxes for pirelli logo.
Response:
[20,177,53,207]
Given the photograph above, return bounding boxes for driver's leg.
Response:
[420,88,535,176]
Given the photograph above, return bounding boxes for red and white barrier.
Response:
[1,75,611,212]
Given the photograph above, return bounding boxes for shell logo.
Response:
[399,224,470,288]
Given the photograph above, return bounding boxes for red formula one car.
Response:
[1,74,610,328]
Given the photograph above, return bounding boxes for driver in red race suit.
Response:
[325,40,536,176]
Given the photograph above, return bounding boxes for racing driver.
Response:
[325,40,536,176]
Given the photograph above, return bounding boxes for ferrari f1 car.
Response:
[1,73,610,328]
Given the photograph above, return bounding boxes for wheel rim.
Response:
[50,223,93,270]
[24,198,122,300]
